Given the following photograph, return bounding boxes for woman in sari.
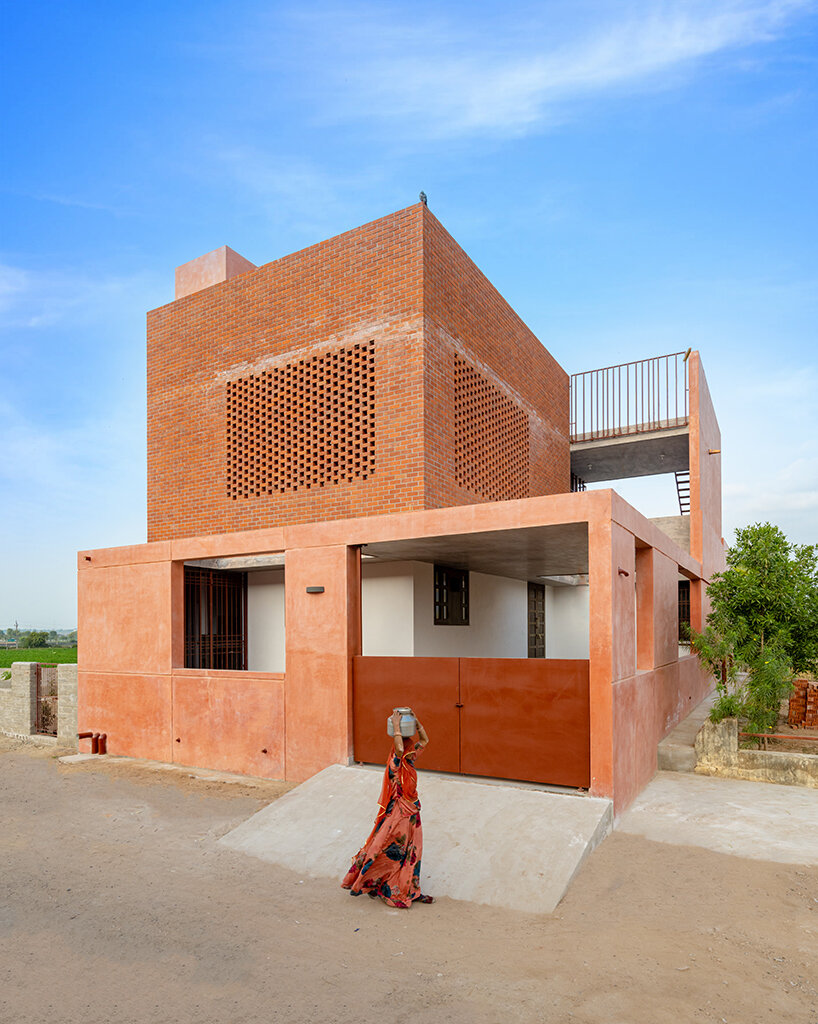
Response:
[341,708,434,908]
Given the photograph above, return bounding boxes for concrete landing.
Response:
[219,764,613,914]
[657,689,716,772]
[618,770,818,865]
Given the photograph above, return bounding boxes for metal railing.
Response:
[570,351,689,442]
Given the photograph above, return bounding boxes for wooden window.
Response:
[527,582,546,658]
[434,565,469,626]
[184,566,247,669]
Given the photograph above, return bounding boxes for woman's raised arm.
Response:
[390,709,405,755]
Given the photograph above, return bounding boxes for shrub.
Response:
[691,523,818,734]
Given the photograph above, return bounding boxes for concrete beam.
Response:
[571,427,689,482]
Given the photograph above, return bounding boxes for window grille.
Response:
[678,580,691,642]
[184,566,247,669]
[527,582,546,658]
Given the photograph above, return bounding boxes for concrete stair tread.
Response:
[657,690,716,772]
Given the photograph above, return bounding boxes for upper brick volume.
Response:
[146,203,570,542]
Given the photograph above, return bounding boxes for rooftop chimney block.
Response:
[174,245,256,300]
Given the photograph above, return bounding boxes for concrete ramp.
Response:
[219,765,612,913]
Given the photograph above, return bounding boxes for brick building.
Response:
[78,203,724,813]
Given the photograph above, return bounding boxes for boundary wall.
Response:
[0,663,78,743]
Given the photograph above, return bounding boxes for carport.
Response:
[353,523,592,788]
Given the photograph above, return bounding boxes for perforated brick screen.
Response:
[227,342,375,498]
[454,355,529,501]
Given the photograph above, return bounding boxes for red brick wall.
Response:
[147,203,570,542]
[421,208,569,509]
[147,206,426,541]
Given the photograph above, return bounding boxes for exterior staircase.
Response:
[675,470,690,515]
[657,690,716,772]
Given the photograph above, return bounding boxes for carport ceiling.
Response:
[363,523,588,582]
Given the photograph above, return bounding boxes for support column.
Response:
[588,516,614,799]
[284,544,361,781]
[635,547,655,671]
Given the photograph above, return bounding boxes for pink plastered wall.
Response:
[78,489,713,807]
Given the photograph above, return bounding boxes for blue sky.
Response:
[2,0,817,626]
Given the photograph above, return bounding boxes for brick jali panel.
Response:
[454,355,529,501]
[227,342,375,498]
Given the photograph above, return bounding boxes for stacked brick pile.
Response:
[788,679,818,728]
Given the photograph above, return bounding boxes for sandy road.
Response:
[1,737,816,1024]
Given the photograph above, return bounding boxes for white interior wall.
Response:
[545,585,590,659]
[412,562,528,658]
[361,561,415,656]
[247,570,286,672]
[361,561,589,660]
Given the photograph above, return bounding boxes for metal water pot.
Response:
[386,707,416,737]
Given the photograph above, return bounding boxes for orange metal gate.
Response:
[352,656,590,788]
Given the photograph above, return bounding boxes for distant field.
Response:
[0,648,78,667]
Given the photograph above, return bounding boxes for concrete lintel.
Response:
[539,574,589,587]
[185,554,286,572]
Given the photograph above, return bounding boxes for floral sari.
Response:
[341,743,428,908]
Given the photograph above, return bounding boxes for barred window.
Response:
[678,580,691,642]
[528,582,546,658]
[184,566,247,670]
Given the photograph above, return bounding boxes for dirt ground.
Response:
[1,737,816,1024]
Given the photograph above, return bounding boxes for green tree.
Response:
[24,631,49,649]
[690,523,818,734]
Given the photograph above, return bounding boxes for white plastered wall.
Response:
[362,560,529,658]
[361,561,415,656]
[247,569,286,672]
[545,585,590,659]
[412,562,528,657]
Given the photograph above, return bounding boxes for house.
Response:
[77,202,723,814]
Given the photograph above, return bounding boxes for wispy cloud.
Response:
[720,364,818,544]
[0,260,157,624]
[0,394,147,625]
[210,146,389,240]
[0,262,163,331]
[282,0,815,138]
